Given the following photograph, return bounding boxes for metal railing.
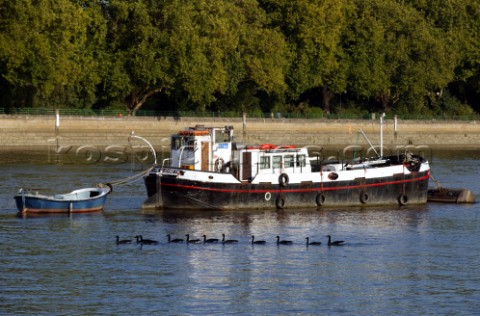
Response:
[0,107,478,121]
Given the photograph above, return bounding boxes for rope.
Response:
[97,132,158,190]
[98,166,154,189]
[429,172,442,190]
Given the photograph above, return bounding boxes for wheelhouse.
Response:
[168,125,234,172]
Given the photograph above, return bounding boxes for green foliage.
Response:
[260,0,351,112]
[0,0,106,108]
[332,102,369,118]
[97,0,287,114]
[0,0,480,117]
[344,0,458,113]
[433,90,475,117]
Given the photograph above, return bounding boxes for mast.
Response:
[380,112,385,157]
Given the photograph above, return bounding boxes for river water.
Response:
[1,151,480,315]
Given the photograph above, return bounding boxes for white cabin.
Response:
[166,126,312,183]
[169,125,234,172]
[238,146,311,181]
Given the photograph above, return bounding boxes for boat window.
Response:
[185,139,196,151]
[260,156,270,169]
[171,136,182,150]
[172,136,195,151]
[284,155,294,168]
[297,155,306,167]
[215,130,231,143]
[273,156,282,169]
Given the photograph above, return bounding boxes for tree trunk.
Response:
[127,87,164,115]
[378,90,390,111]
[322,86,333,114]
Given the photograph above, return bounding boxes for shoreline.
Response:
[1,115,479,153]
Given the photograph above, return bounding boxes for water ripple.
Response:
[1,157,480,315]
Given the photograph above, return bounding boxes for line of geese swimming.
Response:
[116,234,345,246]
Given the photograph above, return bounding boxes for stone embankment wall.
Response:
[1,115,479,153]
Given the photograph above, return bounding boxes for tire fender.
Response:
[278,173,289,187]
[398,194,408,205]
[360,191,369,204]
[316,192,326,206]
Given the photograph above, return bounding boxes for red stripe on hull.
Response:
[156,171,430,209]
[160,172,430,194]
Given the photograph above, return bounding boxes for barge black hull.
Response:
[146,171,430,210]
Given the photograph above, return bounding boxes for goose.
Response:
[326,235,344,246]
[185,234,201,243]
[251,235,266,244]
[305,237,322,246]
[276,236,293,245]
[202,235,219,243]
[135,235,158,245]
[167,234,184,243]
[222,234,238,244]
[115,236,132,245]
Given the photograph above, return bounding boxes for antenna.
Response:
[380,113,385,157]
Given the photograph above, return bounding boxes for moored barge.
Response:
[144,125,430,210]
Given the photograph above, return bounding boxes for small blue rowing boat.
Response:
[14,186,111,214]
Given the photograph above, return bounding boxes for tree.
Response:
[260,0,352,114]
[101,0,287,114]
[1,0,479,116]
[407,0,480,112]
[344,0,458,113]
[0,0,106,109]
